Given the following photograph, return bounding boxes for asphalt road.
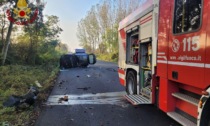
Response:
[35,61,180,126]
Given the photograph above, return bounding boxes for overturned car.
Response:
[60,49,96,69]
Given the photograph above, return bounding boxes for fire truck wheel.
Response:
[200,98,210,126]
[126,71,137,95]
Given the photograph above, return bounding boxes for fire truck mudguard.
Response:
[198,87,210,126]
[199,99,210,126]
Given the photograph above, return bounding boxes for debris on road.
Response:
[89,107,94,110]
[58,96,68,103]
[58,80,65,84]
[87,74,91,77]
[58,80,64,87]
[77,87,91,91]
[93,73,101,77]
[106,68,117,72]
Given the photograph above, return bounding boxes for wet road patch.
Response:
[46,91,127,106]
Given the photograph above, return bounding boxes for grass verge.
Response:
[0,64,59,126]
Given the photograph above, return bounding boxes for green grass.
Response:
[0,64,59,126]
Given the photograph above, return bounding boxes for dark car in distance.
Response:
[60,49,96,69]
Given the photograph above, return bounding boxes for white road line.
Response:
[46,92,127,106]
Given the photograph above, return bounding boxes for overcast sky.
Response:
[44,0,100,52]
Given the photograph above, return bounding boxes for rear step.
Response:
[172,92,199,106]
[167,112,196,126]
[124,95,151,105]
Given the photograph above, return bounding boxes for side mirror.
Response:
[88,54,96,64]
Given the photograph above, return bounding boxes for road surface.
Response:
[35,61,180,126]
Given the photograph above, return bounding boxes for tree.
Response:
[77,19,91,52]
[77,0,142,58]
[16,15,63,65]
[1,0,46,65]
[44,15,63,41]
[0,0,66,66]
[2,12,14,65]
[0,6,9,55]
[77,6,99,53]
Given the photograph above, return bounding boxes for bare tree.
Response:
[0,9,8,55]
[77,0,142,55]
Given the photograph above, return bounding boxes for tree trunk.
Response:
[1,13,6,55]
[1,0,17,65]
[1,21,13,65]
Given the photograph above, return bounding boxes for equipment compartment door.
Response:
[168,0,207,88]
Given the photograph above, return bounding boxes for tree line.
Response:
[77,0,144,61]
[0,0,68,66]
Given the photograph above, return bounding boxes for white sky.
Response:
[43,0,100,52]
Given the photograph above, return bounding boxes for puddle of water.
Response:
[46,91,128,106]
[60,69,70,72]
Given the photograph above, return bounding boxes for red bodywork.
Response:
[118,0,210,121]
[157,0,210,117]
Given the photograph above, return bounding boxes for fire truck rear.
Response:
[118,0,210,125]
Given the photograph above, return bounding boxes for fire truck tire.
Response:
[200,98,210,126]
[126,71,137,95]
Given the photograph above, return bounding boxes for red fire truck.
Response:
[118,0,210,125]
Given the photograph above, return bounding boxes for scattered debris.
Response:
[58,80,65,84]
[58,80,66,87]
[87,75,91,78]
[93,73,101,77]
[106,68,117,72]
[3,86,39,109]
[77,87,91,91]
[35,80,42,88]
[58,96,69,103]
[121,104,129,108]
[89,107,94,110]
